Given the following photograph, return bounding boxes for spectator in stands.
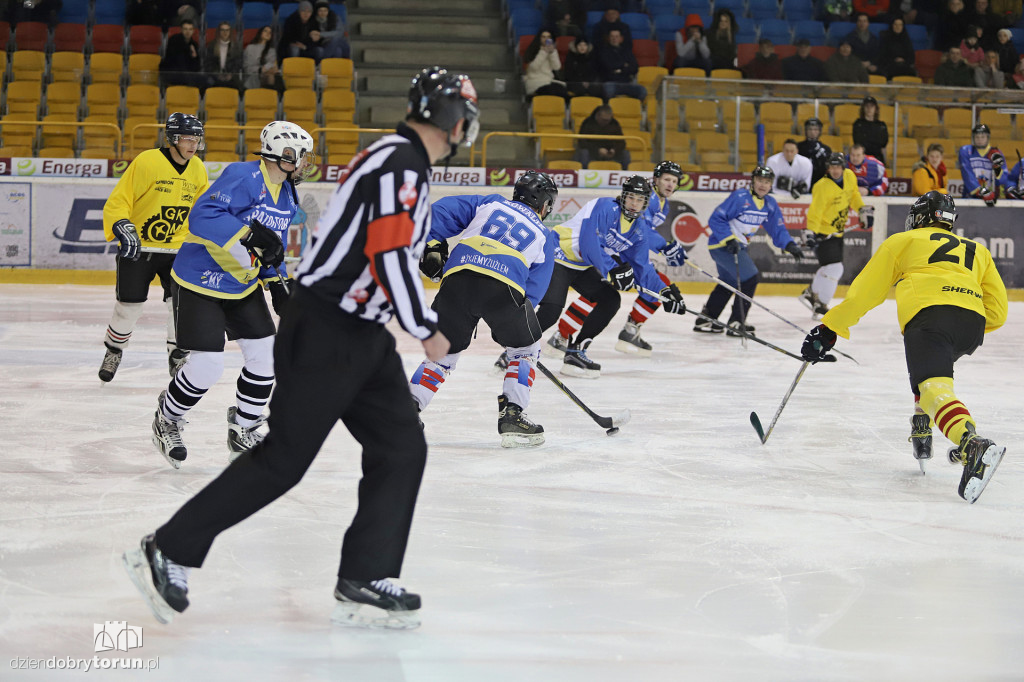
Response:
[204,22,244,91]
[743,38,784,80]
[853,0,890,20]
[312,1,350,59]
[847,143,889,196]
[845,13,881,75]
[934,46,978,86]
[878,17,918,78]
[674,15,711,73]
[893,0,940,40]
[575,104,630,169]
[564,37,603,98]
[127,0,160,26]
[783,38,828,82]
[975,49,1006,87]
[5,0,60,26]
[593,2,633,52]
[990,0,1022,27]
[244,26,281,90]
[524,30,569,100]
[852,95,889,164]
[969,0,1003,48]
[547,11,584,41]
[706,8,739,71]
[960,25,986,67]
[546,0,586,37]
[159,0,199,28]
[912,143,948,195]
[160,18,202,88]
[595,29,647,100]
[766,139,813,199]
[279,0,320,62]
[994,28,1018,76]
[823,0,854,25]
[937,0,969,51]
[826,39,871,82]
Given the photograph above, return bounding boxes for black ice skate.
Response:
[561,338,600,379]
[152,391,187,468]
[494,351,509,372]
[227,406,267,462]
[168,347,189,377]
[615,320,652,356]
[497,393,545,448]
[954,425,1006,504]
[546,331,569,356]
[98,345,122,383]
[799,286,829,318]
[909,413,933,474]
[122,534,191,624]
[332,578,422,629]
[726,320,756,338]
[692,309,725,334]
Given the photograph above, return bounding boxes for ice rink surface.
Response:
[2,283,1022,681]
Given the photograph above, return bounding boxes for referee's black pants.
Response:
[155,285,428,581]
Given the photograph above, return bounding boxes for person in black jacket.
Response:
[575,104,630,168]
[564,36,603,98]
[159,18,201,87]
[877,16,918,79]
[782,38,828,82]
[595,29,647,100]
[852,95,889,164]
[798,117,833,184]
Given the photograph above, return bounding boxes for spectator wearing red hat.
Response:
[674,14,711,72]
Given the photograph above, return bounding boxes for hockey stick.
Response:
[684,261,858,364]
[535,360,630,435]
[750,361,810,444]
[636,286,807,362]
[733,253,747,350]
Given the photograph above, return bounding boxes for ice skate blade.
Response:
[331,602,421,630]
[122,548,175,625]
[500,432,545,448]
[961,444,1006,504]
[153,436,184,469]
[614,339,652,357]
[559,363,599,379]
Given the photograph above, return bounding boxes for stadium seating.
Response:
[320,58,353,91]
[128,54,162,86]
[85,84,121,118]
[81,115,120,152]
[6,82,42,116]
[129,26,163,55]
[51,53,86,84]
[282,57,316,90]
[14,22,48,52]
[91,25,126,54]
[204,87,240,122]
[45,83,81,117]
[165,86,201,118]
[11,51,46,82]
[125,84,161,119]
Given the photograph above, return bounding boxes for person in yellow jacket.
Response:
[910,142,948,196]
[801,191,1008,503]
[799,152,872,317]
[98,113,209,383]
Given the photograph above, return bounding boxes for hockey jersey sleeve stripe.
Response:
[364,212,417,260]
[374,249,437,339]
[182,229,257,280]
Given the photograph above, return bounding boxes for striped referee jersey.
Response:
[296,123,438,340]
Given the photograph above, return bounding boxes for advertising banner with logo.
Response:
[11,157,108,178]
[0,183,31,266]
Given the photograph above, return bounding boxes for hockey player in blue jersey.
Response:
[997,152,1024,199]
[958,123,1005,206]
[847,144,889,197]
[409,171,558,447]
[549,161,689,358]
[151,120,315,468]
[693,165,803,336]
[537,174,686,378]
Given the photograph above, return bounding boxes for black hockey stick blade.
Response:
[750,411,767,444]
[536,360,628,434]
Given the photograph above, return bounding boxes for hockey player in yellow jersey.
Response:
[800,152,873,318]
[98,113,209,383]
[801,192,1008,503]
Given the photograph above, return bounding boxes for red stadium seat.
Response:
[633,39,661,67]
[916,49,943,82]
[662,40,677,69]
[53,23,87,52]
[0,22,10,51]
[91,25,125,54]
[129,25,163,55]
[14,21,48,51]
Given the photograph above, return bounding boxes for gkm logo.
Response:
[669,200,709,246]
[140,206,191,243]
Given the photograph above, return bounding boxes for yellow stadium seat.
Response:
[672,67,705,79]
[770,132,795,154]
[978,109,1015,139]
[46,82,81,117]
[570,96,603,125]
[281,57,316,90]
[628,161,656,172]
[820,134,844,153]
[721,100,755,133]
[41,113,77,148]
[319,58,353,91]
[242,88,279,123]
[0,145,34,157]
[165,85,200,118]
[125,84,160,119]
[531,94,566,130]
[832,103,860,132]
[51,52,86,83]
[6,82,42,116]
[942,108,973,137]
[80,115,120,152]
[88,53,124,85]
[795,103,825,128]
[547,159,583,170]
[204,151,240,162]
[283,89,318,123]
[38,146,75,158]
[892,75,923,84]
[1,113,39,148]
[12,50,45,82]
[922,137,958,157]
[589,160,622,170]
[760,101,794,134]
[123,116,161,153]
[684,100,718,132]
[622,128,651,154]
[80,147,119,159]
[694,130,728,154]
[663,130,691,158]
[204,87,240,122]
[203,119,240,153]
[699,149,731,165]
[902,105,940,138]
[128,54,162,86]
[322,89,356,123]
[609,97,642,130]
[637,66,668,94]
[737,134,759,153]
[84,82,121,118]
[868,74,887,84]
[709,68,742,79]
[890,137,920,165]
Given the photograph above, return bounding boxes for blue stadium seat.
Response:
[748,0,779,19]
[654,14,687,42]
[205,1,239,28]
[868,22,884,38]
[645,0,678,16]
[906,24,931,50]
[737,28,759,43]
[1012,31,1024,53]
[329,3,347,23]
[58,3,90,24]
[278,2,299,24]
[792,19,825,44]
[780,0,814,20]
[758,19,791,43]
[678,0,712,15]
[826,21,855,45]
[242,2,275,29]
[621,12,653,38]
[507,0,537,14]
[511,8,544,39]
[94,3,126,25]
[736,17,757,33]
[713,0,747,16]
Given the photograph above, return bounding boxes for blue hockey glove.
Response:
[660,240,688,267]
[802,324,838,363]
[111,219,141,261]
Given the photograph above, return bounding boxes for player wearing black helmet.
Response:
[411,170,559,448]
[797,117,833,184]
[406,66,480,162]
[802,191,1008,500]
[98,112,209,383]
[958,123,1004,206]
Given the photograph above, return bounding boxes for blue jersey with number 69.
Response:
[430,194,557,306]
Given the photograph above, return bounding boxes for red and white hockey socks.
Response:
[557,297,595,340]
[409,353,458,412]
[502,342,541,409]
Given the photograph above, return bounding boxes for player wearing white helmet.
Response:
[149,120,312,469]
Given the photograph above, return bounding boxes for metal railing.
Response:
[477,130,650,168]
[0,120,124,155]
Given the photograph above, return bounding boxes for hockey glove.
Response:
[802,231,819,250]
[776,175,793,192]
[111,219,141,261]
[660,240,688,267]
[607,262,635,291]
[268,278,292,316]
[971,185,997,207]
[721,237,741,255]
[241,219,285,269]
[659,283,686,315]
[858,205,875,229]
[784,241,803,260]
[1007,185,1024,200]
[989,149,1006,174]
[419,239,449,281]
[801,324,838,364]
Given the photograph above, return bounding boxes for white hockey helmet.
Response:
[258,120,317,183]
